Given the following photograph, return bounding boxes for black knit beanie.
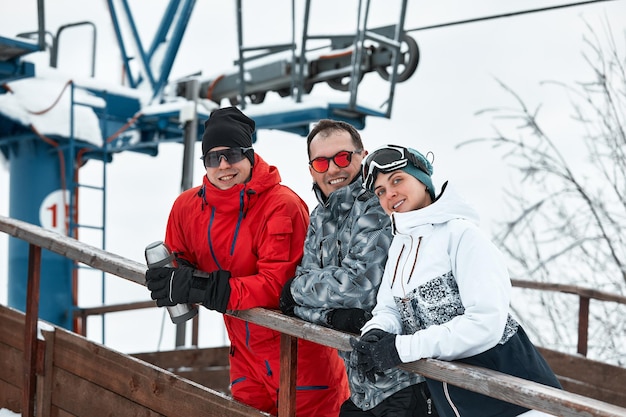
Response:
[201,106,255,165]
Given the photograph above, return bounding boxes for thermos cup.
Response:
[145,240,198,324]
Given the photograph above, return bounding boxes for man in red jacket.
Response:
[145,106,349,416]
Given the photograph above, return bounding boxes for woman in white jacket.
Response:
[351,144,562,417]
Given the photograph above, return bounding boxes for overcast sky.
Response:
[1,0,625,353]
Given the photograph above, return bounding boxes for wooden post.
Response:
[577,296,589,357]
[192,314,199,347]
[278,333,298,417]
[23,244,42,417]
[77,309,87,337]
[36,330,55,416]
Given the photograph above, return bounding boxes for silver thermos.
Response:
[145,240,198,324]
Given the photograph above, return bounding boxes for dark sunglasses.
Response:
[309,150,362,173]
[362,145,430,190]
[201,147,253,168]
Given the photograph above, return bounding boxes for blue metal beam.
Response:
[0,35,38,84]
[0,60,35,84]
[119,0,157,90]
[146,0,181,59]
[106,0,138,88]
[0,35,41,60]
[152,0,197,100]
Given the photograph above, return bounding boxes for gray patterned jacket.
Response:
[291,178,424,410]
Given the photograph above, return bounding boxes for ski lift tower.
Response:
[0,0,419,336]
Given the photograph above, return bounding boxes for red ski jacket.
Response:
[164,154,348,416]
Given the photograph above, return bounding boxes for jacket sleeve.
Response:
[292,199,392,325]
[163,191,196,266]
[374,221,513,363]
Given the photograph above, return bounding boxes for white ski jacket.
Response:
[362,182,518,362]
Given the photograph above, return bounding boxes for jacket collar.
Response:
[391,182,481,235]
[313,176,368,209]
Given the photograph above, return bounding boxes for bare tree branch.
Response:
[457,19,626,365]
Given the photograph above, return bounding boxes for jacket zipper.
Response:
[391,244,405,288]
[401,235,422,294]
[230,189,245,255]
[420,383,434,415]
[207,207,223,270]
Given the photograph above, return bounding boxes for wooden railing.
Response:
[73,277,626,359]
[509,279,626,357]
[2,214,626,417]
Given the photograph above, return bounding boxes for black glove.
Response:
[173,255,196,268]
[145,266,231,313]
[360,328,388,343]
[352,328,392,382]
[350,330,402,383]
[327,308,373,334]
[279,277,297,315]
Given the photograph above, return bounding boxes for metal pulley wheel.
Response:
[326,71,364,92]
[375,33,419,82]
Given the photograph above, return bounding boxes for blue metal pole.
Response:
[146,0,181,59]
[119,0,157,91]
[7,137,74,329]
[152,0,197,100]
[106,0,137,88]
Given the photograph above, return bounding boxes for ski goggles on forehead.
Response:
[201,147,253,167]
[309,149,362,173]
[362,145,429,190]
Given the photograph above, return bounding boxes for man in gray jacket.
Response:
[280,119,436,416]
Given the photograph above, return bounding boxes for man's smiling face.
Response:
[308,130,364,198]
[204,146,252,190]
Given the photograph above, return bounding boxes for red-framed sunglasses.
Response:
[309,150,362,173]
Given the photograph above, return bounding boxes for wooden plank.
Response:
[0,341,23,387]
[52,407,77,417]
[132,346,230,369]
[75,300,156,316]
[0,304,25,350]
[175,368,231,394]
[0,305,25,413]
[511,279,626,304]
[0,379,21,413]
[230,308,353,350]
[51,367,163,417]
[133,347,231,394]
[539,348,626,407]
[0,215,146,285]
[538,348,626,388]
[50,327,265,417]
[558,377,626,408]
[401,359,626,417]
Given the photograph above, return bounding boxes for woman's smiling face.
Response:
[373,170,432,215]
